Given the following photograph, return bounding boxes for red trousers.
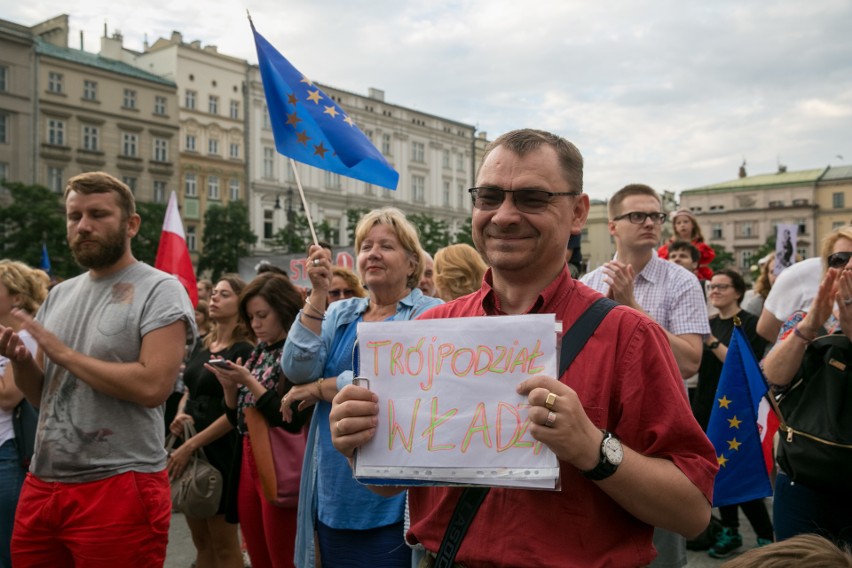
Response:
[12,470,171,567]
[238,436,297,568]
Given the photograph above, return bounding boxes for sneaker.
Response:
[756,537,773,547]
[708,527,743,558]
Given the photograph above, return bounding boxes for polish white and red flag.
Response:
[155,191,198,306]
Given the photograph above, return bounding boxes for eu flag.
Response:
[39,242,51,275]
[250,22,399,190]
[706,325,774,507]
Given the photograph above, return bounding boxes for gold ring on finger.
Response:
[545,392,557,410]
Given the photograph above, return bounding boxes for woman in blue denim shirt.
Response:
[281,208,442,568]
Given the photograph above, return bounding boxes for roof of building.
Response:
[683,166,828,194]
[35,39,176,88]
[820,164,852,181]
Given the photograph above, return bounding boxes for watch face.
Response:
[603,436,624,466]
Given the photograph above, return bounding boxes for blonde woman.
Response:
[433,243,488,301]
[0,260,48,568]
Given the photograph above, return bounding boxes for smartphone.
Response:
[208,359,231,368]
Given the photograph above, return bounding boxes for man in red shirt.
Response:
[329,129,717,567]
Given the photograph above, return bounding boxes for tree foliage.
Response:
[0,182,79,279]
[452,217,475,247]
[708,243,736,272]
[134,202,167,266]
[408,213,451,254]
[268,213,311,254]
[198,201,257,281]
[345,207,370,244]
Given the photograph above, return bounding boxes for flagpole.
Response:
[289,158,319,246]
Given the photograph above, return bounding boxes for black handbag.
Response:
[12,399,38,470]
[773,333,852,492]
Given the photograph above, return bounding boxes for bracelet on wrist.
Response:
[301,308,324,322]
[792,325,814,345]
[304,298,326,318]
[315,377,324,400]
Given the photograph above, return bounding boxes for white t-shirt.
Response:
[0,329,37,446]
[762,257,823,323]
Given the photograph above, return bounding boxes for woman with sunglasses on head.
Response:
[692,269,772,558]
[762,225,852,547]
[657,209,715,281]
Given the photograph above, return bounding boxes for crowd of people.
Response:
[0,131,849,568]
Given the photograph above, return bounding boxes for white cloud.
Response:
[2,0,851,199]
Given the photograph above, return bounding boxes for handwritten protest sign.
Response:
[353,314,560,489]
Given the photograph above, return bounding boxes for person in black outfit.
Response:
[168,274,254,568]
[693,269,773,558]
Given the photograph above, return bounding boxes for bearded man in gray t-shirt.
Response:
[0,172,197,567]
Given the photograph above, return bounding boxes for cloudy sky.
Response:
[4,1,851,201]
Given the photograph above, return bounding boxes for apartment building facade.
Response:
[0,18,36,185]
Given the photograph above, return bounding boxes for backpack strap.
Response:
[432,296,618,567]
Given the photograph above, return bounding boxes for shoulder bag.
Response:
[244,405,308,508]
[772,333,852,492]
[166,421,224,518]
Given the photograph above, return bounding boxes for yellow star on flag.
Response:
[343,116,355,127]
[323,105,339,118]
[313,142,328,158]
[287,93,298,105]
[286,112,302,127]
[717,395,732,409]
[728,416,742,429]
[727,438,742,451]
[295,130,310,146]
[306,90,322,104]
[717,454,729,468]
[300,75,314,86]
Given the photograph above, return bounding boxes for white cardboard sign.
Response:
[353,314,560,488]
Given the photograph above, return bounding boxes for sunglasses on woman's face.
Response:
[328,288,355,299]
[827,251,852,269]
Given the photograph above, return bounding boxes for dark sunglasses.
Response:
[468,187,580,214]
[328,288,355,299]
[827,251,852,269]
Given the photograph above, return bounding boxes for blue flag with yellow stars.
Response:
[250,22,399,190]
[706,325,773,507]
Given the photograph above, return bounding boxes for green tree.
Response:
[134,202,167,266]
[268,213,311,254]
[345,207,370,243]
[452,217,474,246]
[708,243,735,272]
[0,181,78,279]
[197,201,257,281]
[408,213,450,254]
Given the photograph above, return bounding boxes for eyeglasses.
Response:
[827,251,852,269]
[707,284,733,291]
[328,288,355,299]
[612,211,668,225]
[468,187,580,214]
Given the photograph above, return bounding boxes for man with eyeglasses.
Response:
[582,183,710,568]
[329,130,717,568]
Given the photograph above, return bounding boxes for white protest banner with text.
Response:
[353,314,560,488]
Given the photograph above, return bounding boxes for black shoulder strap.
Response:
[559,297,618,377]
[433,297,618,567]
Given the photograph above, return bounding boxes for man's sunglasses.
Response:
[827,251,852,269]
[468,187,580,214]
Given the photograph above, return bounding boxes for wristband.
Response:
[792,325,814,345]
[315,378,324,400]
[301,309,324,322]
[305,298,326,318]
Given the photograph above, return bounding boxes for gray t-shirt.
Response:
[34,262,197,482]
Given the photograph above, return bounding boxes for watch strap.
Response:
[582,431,619,481]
